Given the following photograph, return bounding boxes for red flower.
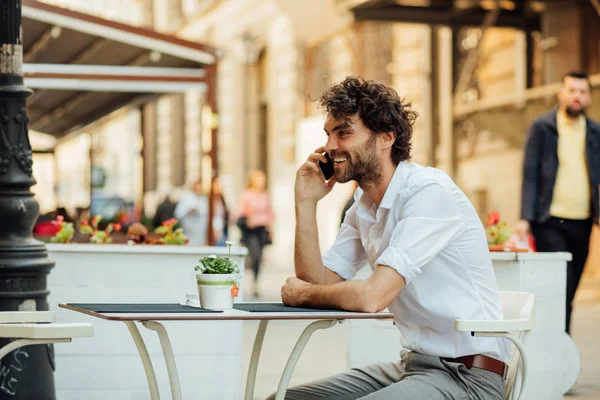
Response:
[487,211,501,226]
[113,223,122,232]
[163,218,177,227]
[81,219,89,226]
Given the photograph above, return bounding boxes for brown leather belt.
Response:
[442,355,507,377]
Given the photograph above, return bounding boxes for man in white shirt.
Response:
[274,77,511,399]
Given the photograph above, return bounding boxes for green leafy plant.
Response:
[153,218,189,245]
[80,215,121,244]
[51,216,74,243]
[195,255,239,274]
[485,210,511,245]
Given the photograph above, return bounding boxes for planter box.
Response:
[46,243,247,400]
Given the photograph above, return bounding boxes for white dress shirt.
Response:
[322,162,511,363]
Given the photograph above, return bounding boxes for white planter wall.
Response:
[46,244,247,400]
[493,252,578,399]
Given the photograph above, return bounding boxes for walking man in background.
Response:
[519,70,600,334]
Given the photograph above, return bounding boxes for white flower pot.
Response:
[196,273,239,310]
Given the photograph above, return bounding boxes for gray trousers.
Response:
[267,351,504,400]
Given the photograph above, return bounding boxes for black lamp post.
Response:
[0,1,56,398]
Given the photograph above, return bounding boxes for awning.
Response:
[344,0,542,30]
[21,0,219,137]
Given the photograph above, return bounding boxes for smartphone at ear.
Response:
[318,153,334,180]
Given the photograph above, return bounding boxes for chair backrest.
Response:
[0,311,56,324]
[498,291,535,400]
[499,291,536,330]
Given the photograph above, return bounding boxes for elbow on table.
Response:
[295,270,310,281]
[295,271,317,284]
[358,288,389,314]
[358,300,387,314]
[295,265,335,284]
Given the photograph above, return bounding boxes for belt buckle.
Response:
[502,363,509,381]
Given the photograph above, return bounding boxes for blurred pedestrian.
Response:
[520,70,600,334]
[236,170,275,297]
[174,179,209,246]
[153,195,176,228]
[211,177,229,246]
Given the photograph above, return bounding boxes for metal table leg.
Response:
[275,320,339,400]
[124,321,160,400]
[245,320,269,400]
[143,321,182,400]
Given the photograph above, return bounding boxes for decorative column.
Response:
[0,1,56,399]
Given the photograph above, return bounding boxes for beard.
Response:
[333,135,382,188]
[565,106,585,118]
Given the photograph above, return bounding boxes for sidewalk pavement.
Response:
[241,248,600,400]
[565,275,600,400]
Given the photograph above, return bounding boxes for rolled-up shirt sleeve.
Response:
[322,204,367,280]
[375,181,465,285]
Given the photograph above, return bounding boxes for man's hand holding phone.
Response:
[318,152,335,180]
[295,146,336,204]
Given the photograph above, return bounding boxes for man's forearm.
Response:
[294,201,327,284]
[297,280,378,313]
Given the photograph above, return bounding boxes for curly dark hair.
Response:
[317,76,418,164]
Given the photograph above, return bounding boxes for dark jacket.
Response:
[521,109,600,224]
[153,198,176,228]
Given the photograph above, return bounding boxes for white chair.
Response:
[455,291,535,400]
[0,311,93,360]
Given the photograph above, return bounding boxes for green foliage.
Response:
[485,211,511,245]
[91,230,111,244]
[486,223,511,245]
[80,214,121,244]
[80,225,94,235]
[195,255,239,275]
[153,218,189,245]
[139,215,154,230]
[166,228,188,245]
[51,219,74,243]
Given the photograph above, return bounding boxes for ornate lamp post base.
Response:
[0,2,56,399]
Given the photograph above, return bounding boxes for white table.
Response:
[59,303,393,400]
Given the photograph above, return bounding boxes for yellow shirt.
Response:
[550,112,591,219]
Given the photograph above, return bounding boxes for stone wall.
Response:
[391,24,432,166]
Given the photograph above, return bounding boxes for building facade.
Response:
[34,0,600,271]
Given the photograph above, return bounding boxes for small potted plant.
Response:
[485,211,511,251]
[194,242,240,310]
